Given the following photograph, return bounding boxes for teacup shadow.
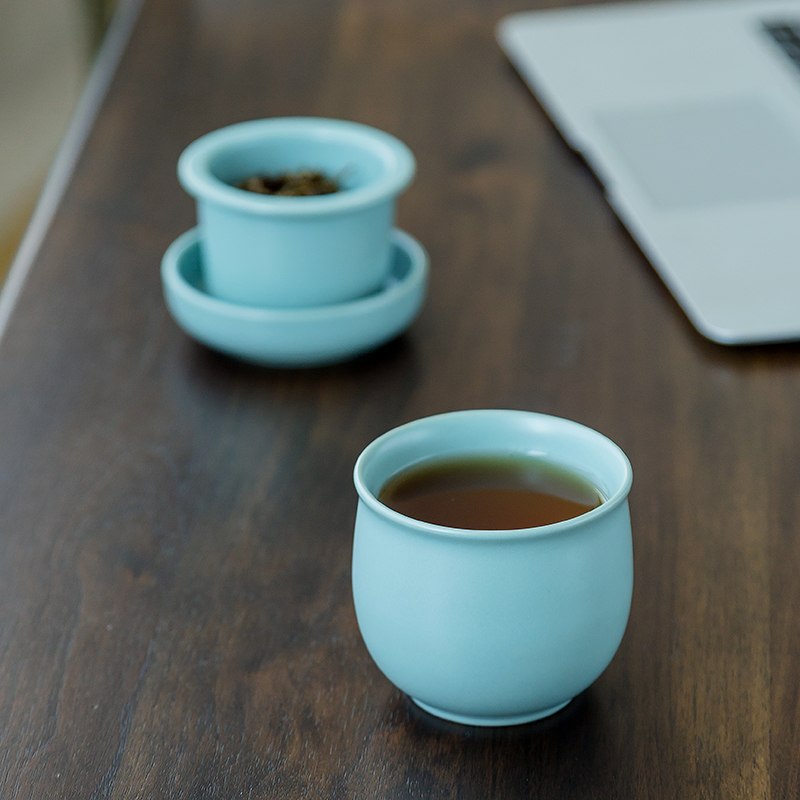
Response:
[364,688,631,797]
[398,690,591,742]
[180,329,418,383]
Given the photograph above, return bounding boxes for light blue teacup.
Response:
[352,409,633,726]
[178,117,415,308]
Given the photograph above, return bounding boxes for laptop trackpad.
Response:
[595,97,800,209]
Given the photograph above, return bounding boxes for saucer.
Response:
[161,228,428,367]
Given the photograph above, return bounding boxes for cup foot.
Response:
[410,697,572,727]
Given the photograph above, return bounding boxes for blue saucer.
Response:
[161,228,428,367]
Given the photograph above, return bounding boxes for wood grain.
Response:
[0,0,797,797]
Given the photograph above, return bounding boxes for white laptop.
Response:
[497,0,800,344]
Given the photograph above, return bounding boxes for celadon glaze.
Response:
[161,228,428,367]
[352,409,633,726]
[178,117,415,308]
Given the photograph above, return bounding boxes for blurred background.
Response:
[0,0,116,283]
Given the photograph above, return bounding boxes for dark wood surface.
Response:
[0,0,797,796]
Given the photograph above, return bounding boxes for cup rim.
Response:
[353,409,633,540]
[177,116,416,216]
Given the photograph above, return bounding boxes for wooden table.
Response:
[0,0,796,796]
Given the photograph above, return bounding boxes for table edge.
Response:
[0,0,145,348]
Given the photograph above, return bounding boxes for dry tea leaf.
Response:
[236,171,340,196]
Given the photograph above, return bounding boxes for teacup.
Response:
[352,409,633,726]
[178,117,415,308]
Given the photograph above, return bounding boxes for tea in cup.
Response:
[352,409,633,726]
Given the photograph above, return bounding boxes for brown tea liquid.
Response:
[378,454,602,530]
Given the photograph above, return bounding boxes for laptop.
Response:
[497,0,800,344]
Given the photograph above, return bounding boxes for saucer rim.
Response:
[162,227,428,322]
[161,227,428,366]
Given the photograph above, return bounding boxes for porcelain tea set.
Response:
[161,118,634,727]
[161,117,425,367]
